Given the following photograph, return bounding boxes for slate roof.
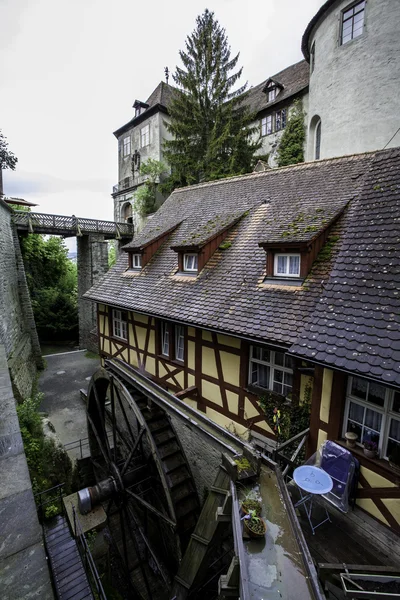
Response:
[259,202,347,245]
[113,81,178,137]
[171,210,246,249]
[86,152,372,348]
[243,60,309,115]
[290,147,400,387]
[145,81,177,110]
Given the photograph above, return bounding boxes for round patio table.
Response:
[293,465,333,535]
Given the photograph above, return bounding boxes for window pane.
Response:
[364,408,382,435]
[342,33,352,44]
[343,8,354,20]
[274,369,283,384]
[284,372,293,389]
[387,438,400,460]
[276,112,281,131]
[354,11,364,24]
[261,118,267,136]
[277,255,286,274]
[284,354,294,369]
[255,364,270,388]
[162,323,169,355]
[289,255,300,275]
[351,377,367,400]
[175,325,184,361]
[349,401,364,424]
[347,420,362,440]
[261,348,270,363]
[389,418,400,442]
[368,382,385,407]
[274,351,284,367]
[282,109,287,129]
[252,346,262,361]
[393,392,400,414]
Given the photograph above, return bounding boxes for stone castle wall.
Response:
[0,200,42,400]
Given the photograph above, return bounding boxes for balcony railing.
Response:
[113,173,153,195]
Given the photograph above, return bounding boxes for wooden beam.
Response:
[175,385,197,399]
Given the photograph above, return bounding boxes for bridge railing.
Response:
[12,211,134,237]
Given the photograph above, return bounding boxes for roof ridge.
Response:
[171,150,378,196]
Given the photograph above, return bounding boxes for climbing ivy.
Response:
[276,99,305,167]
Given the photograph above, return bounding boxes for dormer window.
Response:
[183,253,198,272]
[132,254,142,269]
[274,254,300,277]
[135,106,141,117]
[267,87,276,102]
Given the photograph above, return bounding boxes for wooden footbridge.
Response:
[12,210,133,239]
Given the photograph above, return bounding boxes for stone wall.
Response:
[305,0,400,160]
[77,234,109,352]
[0,200,42,400]
[0,344,54,599]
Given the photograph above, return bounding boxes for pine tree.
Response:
[162,10,259,192]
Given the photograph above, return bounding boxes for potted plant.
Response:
[243,510,267,538]
[240,490,262,516]
[363,440,378,458]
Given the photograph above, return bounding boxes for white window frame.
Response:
[261,115,272,136]
[343,376,400,459]
[341,1,365,45]
[140,124,150,148]
[267,87,276,102]
[112,309,128,341]
[132,254,141,269]
[183,253,198,272]
[248,346,294,398]
[161,321,170,356]
[175,325,185,362]
[123,136,131,157]
[275,109,287,132]
[274,254,301,277]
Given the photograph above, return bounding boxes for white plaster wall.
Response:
[306,0,400,161]
[252,92,309,167]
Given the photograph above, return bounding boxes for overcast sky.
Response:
[1,0,323,248]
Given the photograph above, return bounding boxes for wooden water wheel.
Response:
[81,367,200,599]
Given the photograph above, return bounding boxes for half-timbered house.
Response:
[85,147,400,532]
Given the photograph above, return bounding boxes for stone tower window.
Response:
[315,120,321,160]
[341,1,365,45]
[310,42,316,74]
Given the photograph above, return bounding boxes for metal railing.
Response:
[112,173,153,194]
[272,427,310,479]
[113,175,138,194]
[64,432,114,460]
[72,504,107,600]
[12,211,134,238]
[34,483,65,523]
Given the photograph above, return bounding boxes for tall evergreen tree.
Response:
[162,10,259,192]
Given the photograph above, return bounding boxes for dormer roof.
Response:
[114,81,178,138]
[262,78,284,95]
[171,210,246,251]
[244,60,309,115]
[86,151,378,348]
[258,203,348,248]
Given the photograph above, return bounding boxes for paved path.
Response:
[39,350,100,458]
[0,344,54,600]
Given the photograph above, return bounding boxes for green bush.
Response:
[258,385,311,444]
[17,393,74,500]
